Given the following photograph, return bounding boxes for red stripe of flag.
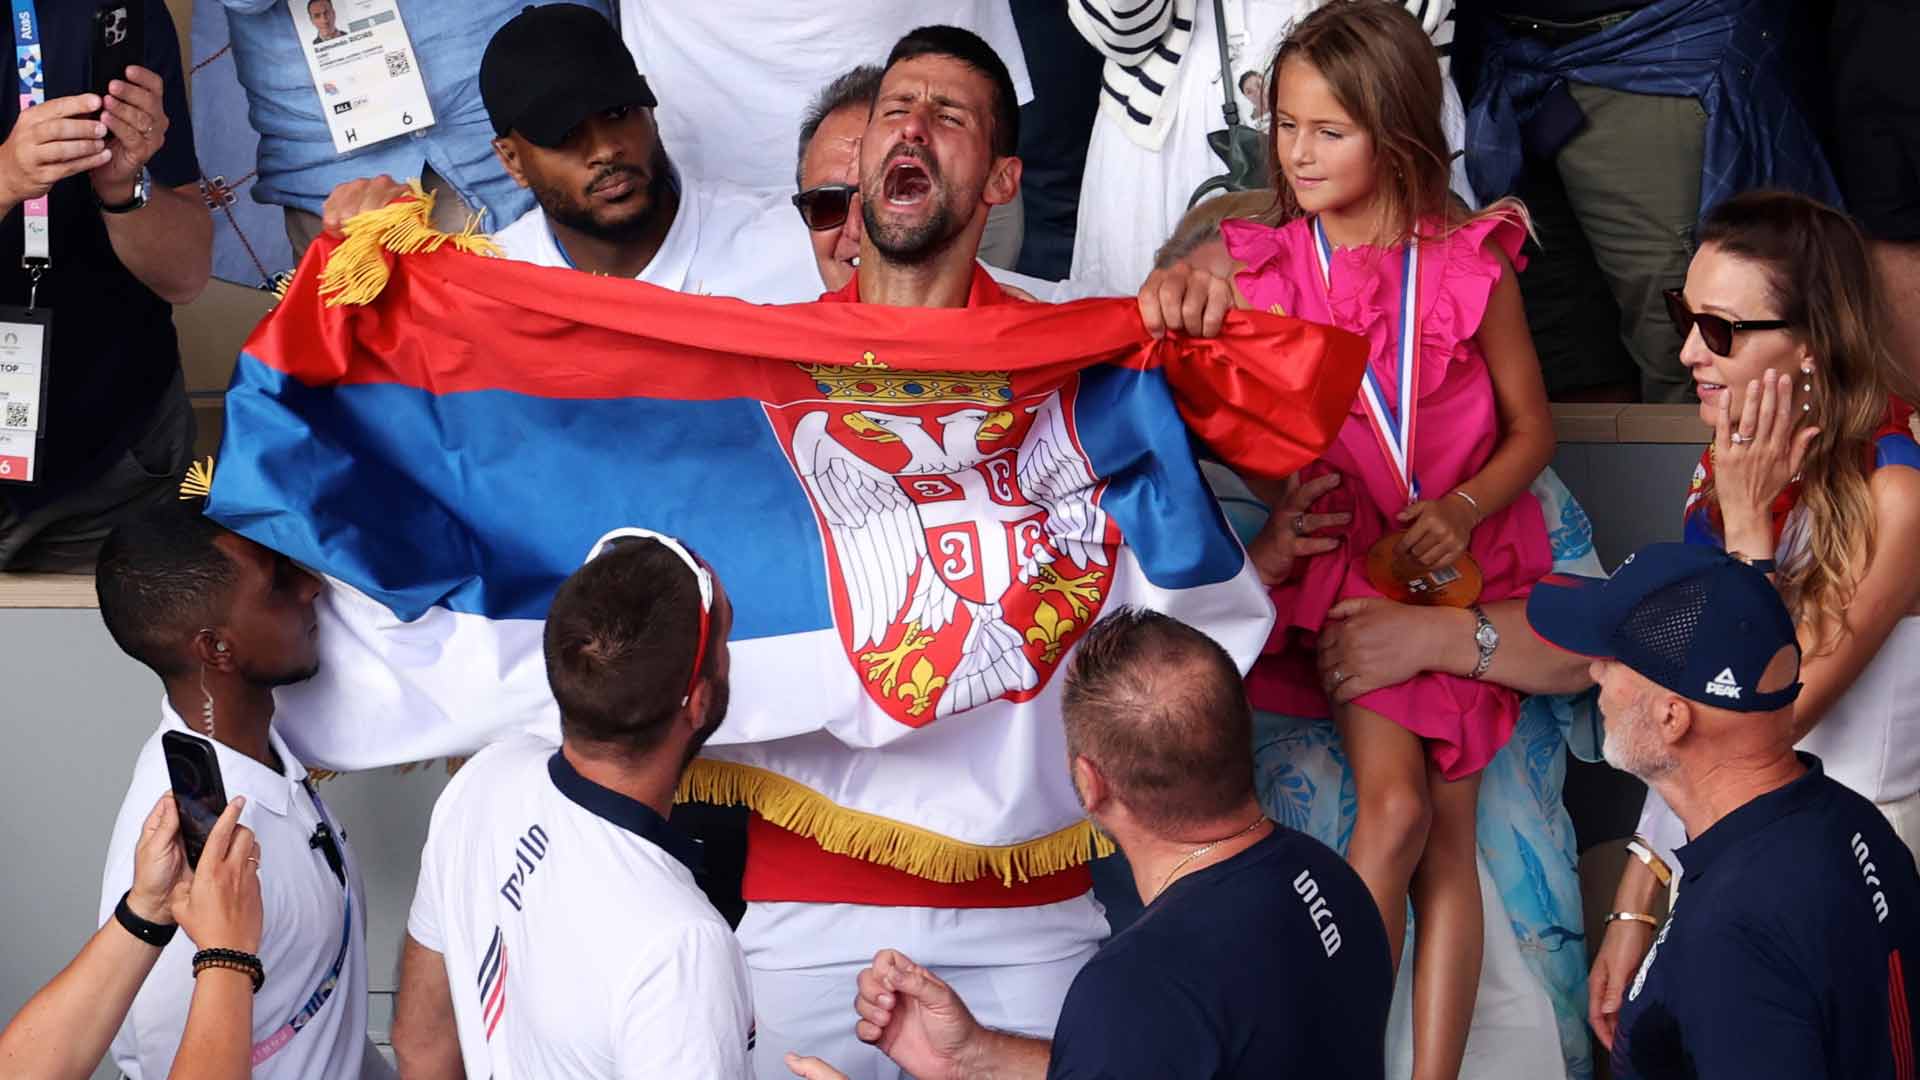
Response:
[1891,950,1913,1080]
[484,945,509,1040]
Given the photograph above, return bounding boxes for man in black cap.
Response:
[1528,543,1920,1079]
[321,3,815,302]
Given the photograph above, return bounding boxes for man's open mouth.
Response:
[883,158,933,207]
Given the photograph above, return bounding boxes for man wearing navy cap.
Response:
[1529,543,1920,1079]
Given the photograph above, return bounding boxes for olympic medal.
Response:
[1364,531,1483,607]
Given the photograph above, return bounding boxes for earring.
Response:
[1801,364,1813,395]
[198,664,216,739]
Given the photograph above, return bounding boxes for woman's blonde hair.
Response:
[1260,0,1516,242]
[1693,190,1920,654]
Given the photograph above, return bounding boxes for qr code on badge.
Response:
[385,50,412,78]
[5,401,28,428]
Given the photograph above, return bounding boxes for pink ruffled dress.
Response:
[1222,213,1552,780]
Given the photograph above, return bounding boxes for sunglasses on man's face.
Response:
[792,183,857,232]
[1662,289,1792,358]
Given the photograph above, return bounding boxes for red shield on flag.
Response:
[769,367,1121,727]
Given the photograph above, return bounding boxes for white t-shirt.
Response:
[98,703,378,1080]
[408,734,754,1079]
[617,2,1032,194]
[491,180,823,304]
[1071,0,1475,297]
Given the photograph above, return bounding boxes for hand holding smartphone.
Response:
[161,730,228,869]
[87,3,146,138]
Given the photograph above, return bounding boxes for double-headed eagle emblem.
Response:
[772,355,1120,725]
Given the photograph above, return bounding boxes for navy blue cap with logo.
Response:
[1527,543,1802,713]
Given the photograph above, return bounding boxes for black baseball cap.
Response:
[479,4,657,148]
[1527,543,1802,714]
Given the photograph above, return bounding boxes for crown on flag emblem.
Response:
[801,352,1014,407]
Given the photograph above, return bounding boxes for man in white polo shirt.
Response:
[93,499,387,1079]
[391,528,753,1078]
[322,3,817,304]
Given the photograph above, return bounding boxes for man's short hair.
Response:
[1062,608,1254,832]
[544,539,720,757]
[797,65,883,188]
[308,0,329,10]
[883,25,1019,158]
[96,499,238,679]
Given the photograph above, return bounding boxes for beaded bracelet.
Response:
[192,948,265,994]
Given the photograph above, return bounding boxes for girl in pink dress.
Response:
[1140,4,1555,1077]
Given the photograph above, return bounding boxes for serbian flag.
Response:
[208,214,1365,882]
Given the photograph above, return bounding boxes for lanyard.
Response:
[250,781,355,1066]
[1312,217,1420,504]
[10,0,47,297]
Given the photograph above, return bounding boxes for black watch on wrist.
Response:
[114,889,177,947]
[97,166,151,214]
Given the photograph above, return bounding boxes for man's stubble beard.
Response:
[1602,693,1678,781]
[540,144,675,245]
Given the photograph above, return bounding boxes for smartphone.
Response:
[162,730,228,869]
[88,2,145,137]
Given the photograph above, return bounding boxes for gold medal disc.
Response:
[1364,531,1483,607]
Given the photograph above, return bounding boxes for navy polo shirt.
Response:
[1614,755,1920,1079]
[0,0,197,505]
[1047,825,1392,1080]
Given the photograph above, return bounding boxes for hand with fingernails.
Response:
[172,797,264,955]
[89,66,172,207]
[1714,368,1819,563]
[126,794,189,928]
[784,949,983,1080]
[1246,473,1349,586]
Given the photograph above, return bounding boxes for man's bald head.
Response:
[1062,608,1254,834]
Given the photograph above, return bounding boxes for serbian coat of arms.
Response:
[768,356,1122,726]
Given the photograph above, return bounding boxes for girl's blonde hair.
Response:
[1692,190,1920,654]
[1261,0,1521,242]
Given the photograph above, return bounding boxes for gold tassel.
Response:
[179,456,215,500]
[677,759,1114,886]
[317,179,501,307]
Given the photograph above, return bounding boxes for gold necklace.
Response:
[1150,815,1269,903]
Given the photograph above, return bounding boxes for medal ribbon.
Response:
[1313,217,1418,503]
[10,0,48,274]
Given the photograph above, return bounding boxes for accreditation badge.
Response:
[0,306,51,484]
[291,0,437,154]
[1364,531,1482,608]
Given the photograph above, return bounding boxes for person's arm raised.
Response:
[167,798,263,1080]
[0,795,183,1080]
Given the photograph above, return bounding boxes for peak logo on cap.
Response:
[1526,542,1802,714]
[1705,667,1742,700]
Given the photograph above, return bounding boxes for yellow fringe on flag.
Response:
[318,178,501,307]
[677,759,1114,886]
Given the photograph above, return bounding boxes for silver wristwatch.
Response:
[1468,603,1499,679]
[97,165,151,215]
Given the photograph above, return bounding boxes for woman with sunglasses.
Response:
[1300,189,1920,1046]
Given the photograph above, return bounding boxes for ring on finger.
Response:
[1328,669,1351,687]
[1291,513,1308,535]
[1730,432,1751,445]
